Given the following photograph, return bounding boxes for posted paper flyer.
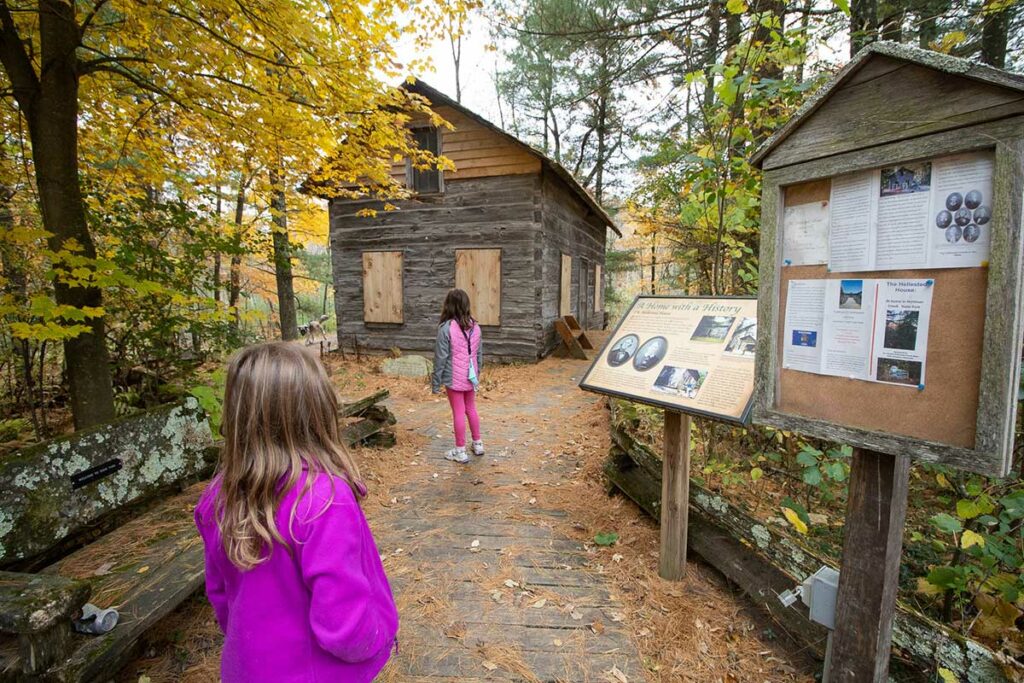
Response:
[782,200,829,266]
[828,172,876,272]
[873,280,932,387]
[821,279,876,379]
[782,279,933,388]
[928,152,994,269]
[822,152,994,272]
[782,280,826,374]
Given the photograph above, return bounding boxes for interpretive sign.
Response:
[580,296,757,425]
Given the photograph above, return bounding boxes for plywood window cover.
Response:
[455,248,501,326]
[361,251,404,324]
[406,125,445,195]
[560,253,572,318]
[753,134,1023,478]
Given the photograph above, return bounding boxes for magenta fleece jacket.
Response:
[194,472,398,682]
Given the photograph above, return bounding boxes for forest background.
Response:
[0,0,1022,668]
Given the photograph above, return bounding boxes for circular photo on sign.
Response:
[935,210,952,229]
[963,223,981,243]
[954,207,972,227]
[964,190,983,210]
[633,336,668,372]
[945,192,963,211]
[606,334,639,367]
[945,224,963,243]
[974,205,991,225]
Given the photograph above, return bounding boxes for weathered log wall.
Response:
[538,170,607,355]
[330,171,609,362]
[330,174,542,361]
[605,415,1024,683]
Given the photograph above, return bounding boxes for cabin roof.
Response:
[404,79,620,236]
[750,41,1024,169]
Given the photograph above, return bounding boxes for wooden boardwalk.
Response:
[373,359,643,682]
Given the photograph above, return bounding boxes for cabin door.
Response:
[578,259,589,329]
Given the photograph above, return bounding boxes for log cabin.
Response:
[320,80,620,362]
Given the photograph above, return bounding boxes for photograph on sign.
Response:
[580,296,757,423]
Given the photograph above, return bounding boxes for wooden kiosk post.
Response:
[751,42,1024,680]
[579,295,759,581]
[659,411,691,580]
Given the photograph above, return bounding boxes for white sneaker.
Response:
[471,440,485,456]
[445,447,469,463]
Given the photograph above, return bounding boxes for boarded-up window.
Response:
[560,254,572,317]
[594,264,603,311]
[409,127,441,194]
[455,249,501,326]
[362,251,403,323]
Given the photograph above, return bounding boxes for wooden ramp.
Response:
[373,365,642,682]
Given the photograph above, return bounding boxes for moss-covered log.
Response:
[0,400,213,570]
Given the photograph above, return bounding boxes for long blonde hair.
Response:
[215,342,363,570]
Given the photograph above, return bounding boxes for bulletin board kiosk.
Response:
[752,42,1024,681]
[580,295,758,580]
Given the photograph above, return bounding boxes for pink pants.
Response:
[445,388,481,448]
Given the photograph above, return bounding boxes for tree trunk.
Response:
[213,184,222,303]
[18,0,115,428]
[269,167,298,341]
[703,0,722,111]
[796,0,813,83]
[751,0,786,80]
[916,0,947,49]
[228,179,245,335]
[450,31,462,103]
[980,3,1011,69]
[878,1,905,42]
[850,0,878,57]
[649,234,656,295]
[593,52,610,205]
[0,188,39,434]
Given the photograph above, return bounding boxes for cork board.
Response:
[775,180,986,448]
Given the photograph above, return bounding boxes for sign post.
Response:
[580,295,758,581]
[659,411,691,579]
[828,449,910,681]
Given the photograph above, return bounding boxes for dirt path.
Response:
[122,354,816,682]
[373,359,644,681]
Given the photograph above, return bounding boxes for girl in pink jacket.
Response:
[432,288,484,464]
[194,342,398,682]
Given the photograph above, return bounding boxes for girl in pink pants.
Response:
[431,288,484,464]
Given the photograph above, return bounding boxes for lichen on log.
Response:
[0,399,213,568]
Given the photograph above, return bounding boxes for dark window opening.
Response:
[410,127,441,194]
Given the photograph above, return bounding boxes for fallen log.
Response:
[339,390,390,418]
[606,417,1024,682]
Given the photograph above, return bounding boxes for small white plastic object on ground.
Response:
[74,603,119,635]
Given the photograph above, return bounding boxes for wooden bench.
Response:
[554,315,594,360]
[0,399,216,681]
